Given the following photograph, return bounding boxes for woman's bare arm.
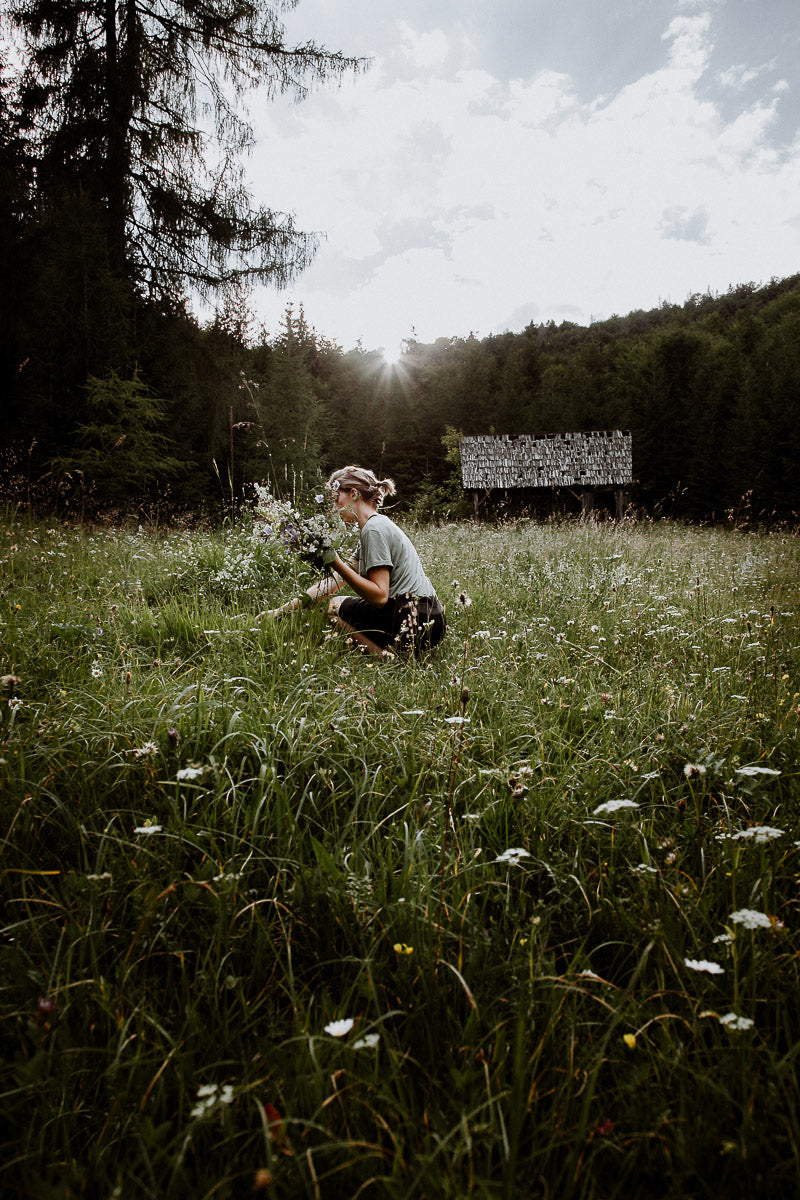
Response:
[330,556,390,607]
[258,561,353,621]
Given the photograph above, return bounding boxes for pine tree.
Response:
[10,0,364,297]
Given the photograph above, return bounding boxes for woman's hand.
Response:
[257,600,298,621]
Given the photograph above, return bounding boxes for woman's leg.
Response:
[328,596,389,656]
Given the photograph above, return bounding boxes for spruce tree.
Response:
[10,0,363,297]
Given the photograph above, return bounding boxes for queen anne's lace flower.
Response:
[177,765,206,781]
[729,908,784,930]
[495,847,530,865]
[733,826,784,843]
[191,1081,235,1118]
[719,1013,754,1032]
[684,958,725,974]
[593,799,639,815]
[353,1033,380,1050]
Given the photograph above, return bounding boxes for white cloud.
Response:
[718,63,770,90]
[398,21,452,71]
[660,206,711,243]
[248,5,800,350]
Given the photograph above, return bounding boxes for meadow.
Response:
[1,512,799,1199]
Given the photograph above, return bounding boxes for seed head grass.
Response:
[1,515,799,1198]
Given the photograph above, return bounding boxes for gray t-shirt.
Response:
[355,513,437,599]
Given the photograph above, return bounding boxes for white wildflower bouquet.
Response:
[252,484,350,572]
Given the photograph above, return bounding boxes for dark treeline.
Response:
[2,4,799,522]
[5,266,800,524]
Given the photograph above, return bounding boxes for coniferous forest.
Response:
[2,2,800,524]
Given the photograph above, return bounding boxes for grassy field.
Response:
[2,512,799,1199]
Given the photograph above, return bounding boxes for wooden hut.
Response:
[460,431,633,520]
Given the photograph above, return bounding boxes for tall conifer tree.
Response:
[10,0,363,297]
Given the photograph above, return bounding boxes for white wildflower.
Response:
[683,763,706,779]
[719,1013,754,1032]
[8,696,22,710]
[91,664,103,678]
[732,826,785,844]
[684,958,725,975]
[190,1081,235,1118]
[176,765,206,781]
[495,847,530,865]
[593,799,639,815]
[729,908,783,930]
[324,1018,354,1037]
[132,740,159,758]
[352,1033,380,1050]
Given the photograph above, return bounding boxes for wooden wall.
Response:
[460,431,633,490]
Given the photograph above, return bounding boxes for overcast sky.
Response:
[247,0,800,356]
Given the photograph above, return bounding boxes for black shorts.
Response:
[338,592,446,653]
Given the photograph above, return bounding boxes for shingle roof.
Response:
[460,431,632,489]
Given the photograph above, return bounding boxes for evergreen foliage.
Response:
[53,372,185,510]
[9,0,363,295]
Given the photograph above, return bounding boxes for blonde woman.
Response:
[261,466,446,656]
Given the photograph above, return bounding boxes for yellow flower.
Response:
[623,1033,637,1050]
[393,942,413,955]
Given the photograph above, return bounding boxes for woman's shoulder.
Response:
[363,512,398,535]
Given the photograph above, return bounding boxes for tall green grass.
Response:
[2,515,799,1198]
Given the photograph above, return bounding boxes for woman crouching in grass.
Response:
[261,466,446,657]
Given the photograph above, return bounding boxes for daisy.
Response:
[324,1018,354,1037]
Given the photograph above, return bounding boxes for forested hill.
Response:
[3,0,798,523]
[3,272,800,522]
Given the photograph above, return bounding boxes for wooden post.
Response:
[615,488,624,521]
[472,489,480,522]
[581,489,594,520]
